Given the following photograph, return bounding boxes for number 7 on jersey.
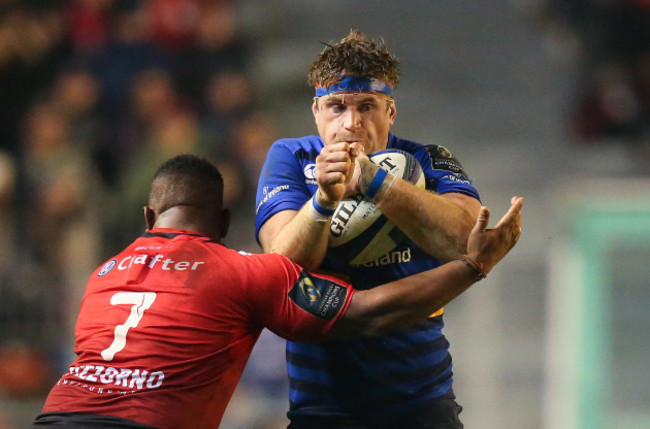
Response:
[101,292,157,361]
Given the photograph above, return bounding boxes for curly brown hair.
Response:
[307,30,400,89]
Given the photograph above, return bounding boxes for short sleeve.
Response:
[255,141,312,241]
[417,144,481,201]
[242,254,354,342]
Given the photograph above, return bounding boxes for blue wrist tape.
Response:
[312,195,336,217]
[364,168,388,199]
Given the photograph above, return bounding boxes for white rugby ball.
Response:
[327,149,425,265]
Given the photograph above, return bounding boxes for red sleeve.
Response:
[240,253,354,342]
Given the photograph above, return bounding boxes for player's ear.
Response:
[144,206,156,230]
[311,98,319,117]
[388,101,397,124]
[218,208,231,239]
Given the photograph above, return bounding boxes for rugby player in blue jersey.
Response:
[255,30,492,428]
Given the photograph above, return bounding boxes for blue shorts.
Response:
[288,389,464,429]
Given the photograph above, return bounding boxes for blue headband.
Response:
[315,75,393,98]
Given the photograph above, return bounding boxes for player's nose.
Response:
[343,108,362,130]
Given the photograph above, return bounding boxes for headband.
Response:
[315,75,393,98]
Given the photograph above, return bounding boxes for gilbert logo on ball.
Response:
[327,149,425,265]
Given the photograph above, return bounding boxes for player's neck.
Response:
[153,206,215,239]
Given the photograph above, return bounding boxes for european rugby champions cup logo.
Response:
[288,272,346,320]
[299,277,321,302]
[438,145,453,158]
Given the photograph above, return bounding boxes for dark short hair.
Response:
[149,154,224,214]
[307,29,400,89]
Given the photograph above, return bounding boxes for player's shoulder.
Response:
[388,134,457,157]
[389,134,469,177]
[271,135,323,154]
[217,246,295,266]
[222,249,302,284]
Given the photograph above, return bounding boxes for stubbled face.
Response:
[312,93,396,154]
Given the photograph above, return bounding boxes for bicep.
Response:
[254,267,352,342]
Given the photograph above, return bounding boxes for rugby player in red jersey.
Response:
[31,154,522,429]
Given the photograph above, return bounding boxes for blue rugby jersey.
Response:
[255,134,480,419]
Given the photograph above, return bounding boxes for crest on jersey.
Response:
[304,163,317,178]
[98,259,117,277]
[289,271,347,320]
[426,144,469,178]
[299,277,321,301]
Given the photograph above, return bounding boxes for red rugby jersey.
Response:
[41,228,353,428]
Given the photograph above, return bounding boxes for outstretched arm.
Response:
[330,196,523,339]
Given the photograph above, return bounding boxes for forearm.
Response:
[331,258,483,338]
[357,160,479,261]
[264,141,362,268]
[263,198,333,270]
[377,181,478,261]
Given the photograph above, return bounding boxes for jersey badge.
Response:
[303,163,317,185]
[98,259,117,277]
[427,144,469,178]
[289,271,347,320]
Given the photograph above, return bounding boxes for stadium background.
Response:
[0,1,649,428]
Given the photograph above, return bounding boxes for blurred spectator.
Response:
[232,110,277,181]
[173,1,250,104]
[0,2,71,156]
[146,0,203,51]
[534,0,650,143]
[110,67,183,173]
[219,110,278,251]
[0,151,17,255]
[50,67,104,147]
[0,341,52,398]
[0,0,280,425]
[19,102,103,362]
[200,71,255,155]
[49,66,113,184]
[110,102,204,251]
[197,71,259,247]
[571,63,645,140]
[83,2,170,120]
[65,0,114,54]
[0,151,59,396]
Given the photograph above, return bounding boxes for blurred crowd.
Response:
[531,0,650,145]
[0,0,280,412]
